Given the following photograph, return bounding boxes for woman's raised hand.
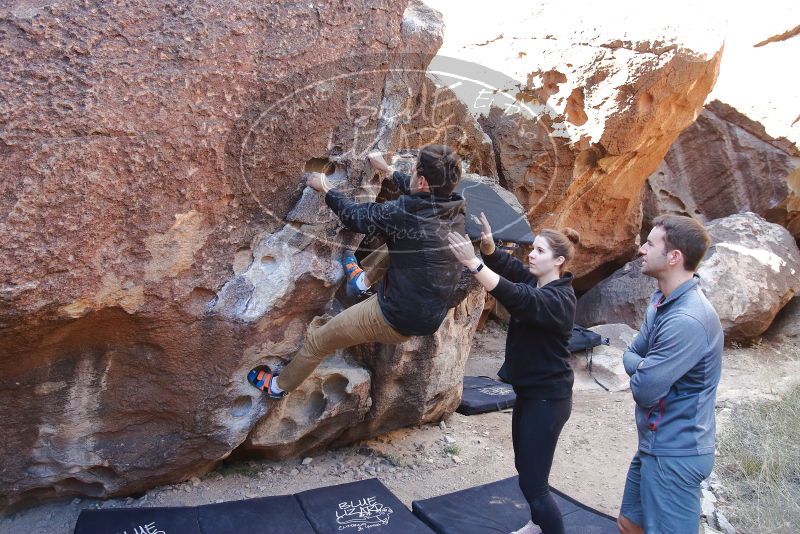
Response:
[447,232,478,267]
[479,211,496,256]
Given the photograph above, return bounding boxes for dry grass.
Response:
[716,385,800,533]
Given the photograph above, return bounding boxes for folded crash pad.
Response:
[456,376,516,415]
[455,180,535,245]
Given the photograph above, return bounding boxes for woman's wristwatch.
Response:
[468,260,484,274]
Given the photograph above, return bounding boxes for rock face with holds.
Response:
[243,279,484,459]
[424,0,725,287]
[0,0,489,511]
[576,213,800,342]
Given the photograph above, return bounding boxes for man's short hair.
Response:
[652,215,711,271]
[416,145,462,197]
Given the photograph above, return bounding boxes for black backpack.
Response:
[568,325,609,374]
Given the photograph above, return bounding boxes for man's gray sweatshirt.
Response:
[623,276,723,456]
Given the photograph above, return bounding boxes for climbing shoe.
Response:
[247,365,287,399]
[341,249,370,299]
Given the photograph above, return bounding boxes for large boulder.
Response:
[575,259,656,331]
[764,297,800,343]
[688,5,800,245]
[643,100,800,240]
[576,213,800,342]
[425,0,724,288]
[0,0,487,511]
[700,213,800,341]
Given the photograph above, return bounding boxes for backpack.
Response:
[568,325,610,374]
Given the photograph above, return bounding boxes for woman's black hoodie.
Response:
[484,249,576,400]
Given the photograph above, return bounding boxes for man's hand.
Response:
[479,211,496,256]
[307,172,332,194]
[367,151,394,174]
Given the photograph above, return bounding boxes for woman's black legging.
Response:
[511,395,573,534]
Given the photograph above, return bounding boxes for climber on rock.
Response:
[248,145,467,399]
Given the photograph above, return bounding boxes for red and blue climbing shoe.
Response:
[247,365,287,399]
[342,249,369,299]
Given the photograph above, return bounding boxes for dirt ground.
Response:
[2,321,798,534]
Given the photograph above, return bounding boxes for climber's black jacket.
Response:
[325,171,466,336]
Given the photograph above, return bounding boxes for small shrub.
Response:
[382,453,406,468]
[444,444,461,456]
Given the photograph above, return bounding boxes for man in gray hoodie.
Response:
[617,215,723,534]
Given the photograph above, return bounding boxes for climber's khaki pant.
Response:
[276,245,409,392]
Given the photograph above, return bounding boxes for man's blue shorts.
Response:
[620,451,714,534]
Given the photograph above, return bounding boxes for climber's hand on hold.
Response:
[307,172,332,194]
[367,151,394,174]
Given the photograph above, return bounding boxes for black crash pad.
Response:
[411,476,618,534]
[296,478,435,534]
[455,180,535,245]
[196,494,315,533]
[73,480,424,534]
[457,376,516,415]
[74,505,201,534]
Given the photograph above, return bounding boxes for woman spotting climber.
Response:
[448,215,580,534]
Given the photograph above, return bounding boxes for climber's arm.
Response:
[367,151,395,175]
[324,189,399,237]
[307,171,402,237]
[368,151,412,194]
